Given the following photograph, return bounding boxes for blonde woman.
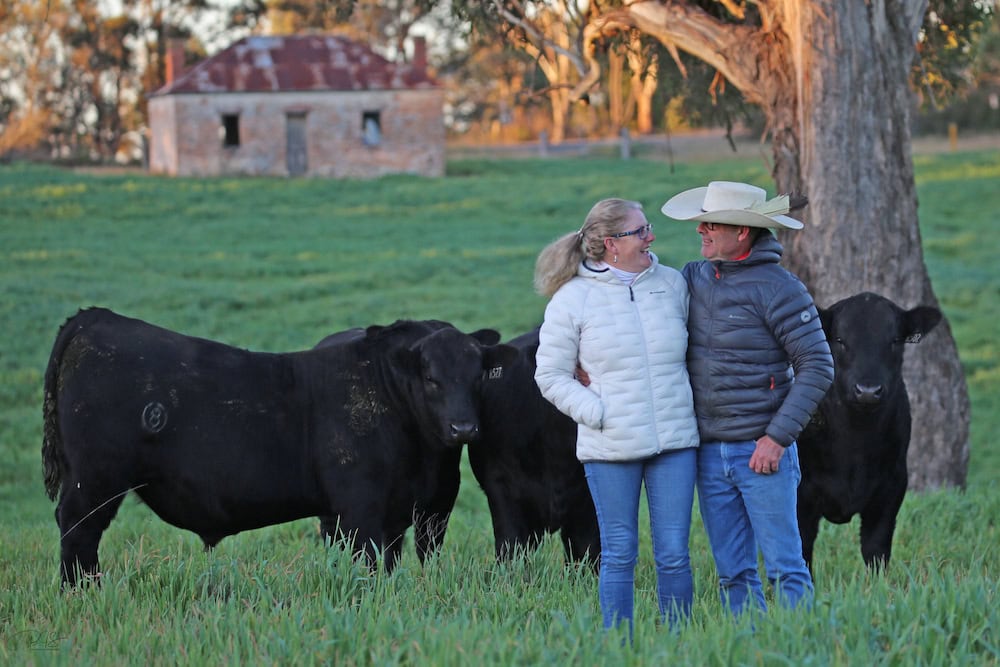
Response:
[534,199,699,640]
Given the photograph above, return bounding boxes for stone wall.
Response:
[148,88,444,178]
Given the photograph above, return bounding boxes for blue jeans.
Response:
[584,447,697,636]
[696,441,813,616]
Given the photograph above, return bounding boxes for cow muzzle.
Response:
[448,422,481,444]
[851,383,884,406]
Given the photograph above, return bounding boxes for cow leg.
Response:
[320,510,389,573]
[382,529,406,573]
[495,521,543,562]
[412,450,462,564]
[55,481,127,588]
[562,516,601,570]
[558,482,600,568]
[412,508,451,565]
[480,487,548,562]
[482,494,531,561]
[859,511,896,570]
[796,495,823,573]
[561,530,598,569]
[859,486,905,570]
[319,515,370,564]
[318,515,340,547]
[493,528,544,563]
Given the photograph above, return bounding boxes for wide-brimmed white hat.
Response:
[660,181,804,230]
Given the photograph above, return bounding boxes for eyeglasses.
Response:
[700,222,738,232]
[609,223,653,240]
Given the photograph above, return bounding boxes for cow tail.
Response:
[42,312,85,501]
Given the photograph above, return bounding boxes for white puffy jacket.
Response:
[535,255,699,462]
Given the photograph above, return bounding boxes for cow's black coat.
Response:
[469,327,600,566]
[797,292,941,570]
[312,321,502,565]
[42,308,514,586]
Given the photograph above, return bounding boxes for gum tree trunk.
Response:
[778,0,969,489]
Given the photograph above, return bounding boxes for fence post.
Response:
[620,127,631,160]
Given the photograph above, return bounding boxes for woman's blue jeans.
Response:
[584,447,697,636]
[696,441,813,616]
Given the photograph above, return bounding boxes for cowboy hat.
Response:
[660,181,804,230]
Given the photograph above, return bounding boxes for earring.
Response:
[613,254,618,263]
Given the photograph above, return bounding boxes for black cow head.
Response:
[819,292,942,410]
[390,325,517,448]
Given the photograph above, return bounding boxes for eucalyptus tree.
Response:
[0,0,76,158]
[433,0,992,489]
[0,0,217,159]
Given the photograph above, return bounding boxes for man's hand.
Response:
[574,365,591,386]
[749,435,785,474]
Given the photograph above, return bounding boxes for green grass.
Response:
[1,151,998,664]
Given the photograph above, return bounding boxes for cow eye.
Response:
[833,337,847,349]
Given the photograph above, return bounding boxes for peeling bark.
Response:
[779,0,968,489]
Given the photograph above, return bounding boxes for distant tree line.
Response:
[915,11,1000,134]
[0,0,995,164]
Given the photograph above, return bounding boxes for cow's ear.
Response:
[469,328,501,346]
[901,306,942,343]
[482,344,520,379]
[365,324,386,338]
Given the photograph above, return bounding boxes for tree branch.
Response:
[624,0,759,89]
[488,0,590,75]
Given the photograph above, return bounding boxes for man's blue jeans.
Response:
[696,441,813,616]
[584,447,697,636]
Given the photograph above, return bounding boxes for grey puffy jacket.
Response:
[682,232,833,446]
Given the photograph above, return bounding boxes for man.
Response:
[661,180,834,615]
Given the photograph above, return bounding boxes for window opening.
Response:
[362,111,381,146]
[221,114,240,147]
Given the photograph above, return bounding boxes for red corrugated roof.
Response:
[152,34,437,96]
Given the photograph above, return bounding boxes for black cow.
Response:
[42,308,515,586]
[469,327,600,566]
[312,321,502,564]
[797,292,942,570]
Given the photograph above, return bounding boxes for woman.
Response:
[534,198,699,639]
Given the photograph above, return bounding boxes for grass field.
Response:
[1,150,998,665]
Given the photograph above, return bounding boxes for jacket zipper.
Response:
[628,279,657,449]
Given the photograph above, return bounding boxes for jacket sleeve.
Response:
[764,279,835,446]
[534,287,605,430]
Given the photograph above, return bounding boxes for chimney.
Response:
[165,39,186,84]
[412,36,427,71]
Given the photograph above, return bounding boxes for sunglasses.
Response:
[609,223,653,240]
